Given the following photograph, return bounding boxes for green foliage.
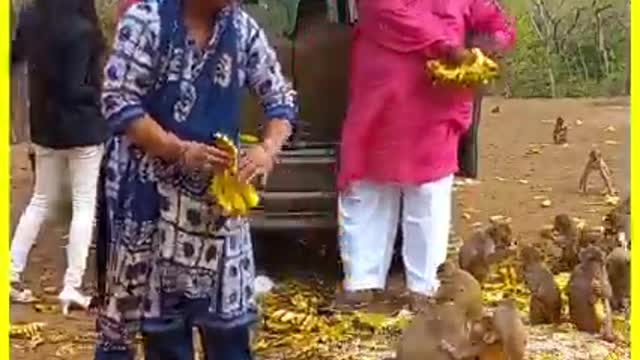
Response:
[96,0,118,46]
[501,0,629,97]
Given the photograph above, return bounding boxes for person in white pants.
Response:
[335,0,516,309]
[11,0,109,314]
[10,146,103,313]
[338,177,453,303]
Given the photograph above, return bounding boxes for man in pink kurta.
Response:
[336,0,516,308]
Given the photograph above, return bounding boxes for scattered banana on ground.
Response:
[208,133,260,216]
[10,322,46,339]
[426,48,499,87]
[253,280,410,360]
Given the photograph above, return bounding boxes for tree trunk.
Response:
[624,0,631,94]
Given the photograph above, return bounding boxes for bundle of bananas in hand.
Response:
[208,133,260,217]
[426,48,499,87]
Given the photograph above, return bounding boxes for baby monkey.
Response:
[578,148,615,195]
[568,245,616,342]
[553,116,568,144]
[520,245,562,324]
[459,221,515,283]
[441,298,528,360]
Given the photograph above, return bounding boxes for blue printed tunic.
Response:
[96,0,297,350]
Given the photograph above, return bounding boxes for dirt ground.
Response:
[9,97,630,359]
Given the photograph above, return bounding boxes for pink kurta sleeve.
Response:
[358,0,456,57]
[466,0,517,51]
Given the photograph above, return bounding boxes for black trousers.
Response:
[457,94,482,179]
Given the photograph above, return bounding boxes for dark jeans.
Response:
[94,319,253,360]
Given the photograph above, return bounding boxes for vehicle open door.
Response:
[242,0,351,232]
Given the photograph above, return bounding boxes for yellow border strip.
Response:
[631,0,638,359]
[1,0,10,358]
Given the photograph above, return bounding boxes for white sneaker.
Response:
[58,287,91,315]
[254,275,275,295]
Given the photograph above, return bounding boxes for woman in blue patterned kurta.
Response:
[95,1,297,359]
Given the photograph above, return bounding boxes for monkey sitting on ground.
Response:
[520,245,562,324]
[568,245,616,342]
[394,301,475,360]
[440,297,528,360]
[606,247,630,313]
[603,197,631,250]
[459,221,515,283]
[553,116,568,144]
[580,225,621,255]
[434,260,484,321]
[578,148,615,195]
[550,214,580,273]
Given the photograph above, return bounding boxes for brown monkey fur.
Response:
[550,214,579,273]
[579,226,621,255]
[434,261,484,321]
[394,262,485,360]
[578,148,615,195]
[553,116,568,144]
[603,197,631,250]
[489,298,528,360]
[568,245,615,341]
[441,298,527,360]
[578,226,605,249]
[459,222,515,283]
[520,245,562,324]
[395,301,473,360]
[606,247,630,312]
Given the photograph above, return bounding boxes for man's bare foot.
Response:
[333,290,375,311]
[406,291,430,312]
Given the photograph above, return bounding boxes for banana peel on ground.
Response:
[253,280,410,360]
[208,133,260,217]
[426,48,499,87]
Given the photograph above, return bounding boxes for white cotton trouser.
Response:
[10,145,103,289]
[338,175,453,295]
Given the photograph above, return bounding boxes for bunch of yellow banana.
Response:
[482,260,528,311]
[426,48,499,87]
[208,133,260,217]
[10,322,45,339]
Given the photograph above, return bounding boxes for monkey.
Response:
[550,214,580,273]
[568,245,616,342]
[578,226,604,248]
[434,260,484,321]
[603,197,631,250]
[395,301,474,360]
[440,297,528,360]
[459,222,515,283]
[439,314,497,360]
[578,148,615,195]
[489,298,528,360]
[553,116,568,144]
[606,247,630,313]
[519,245,562,324]
[580,225,622,255]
